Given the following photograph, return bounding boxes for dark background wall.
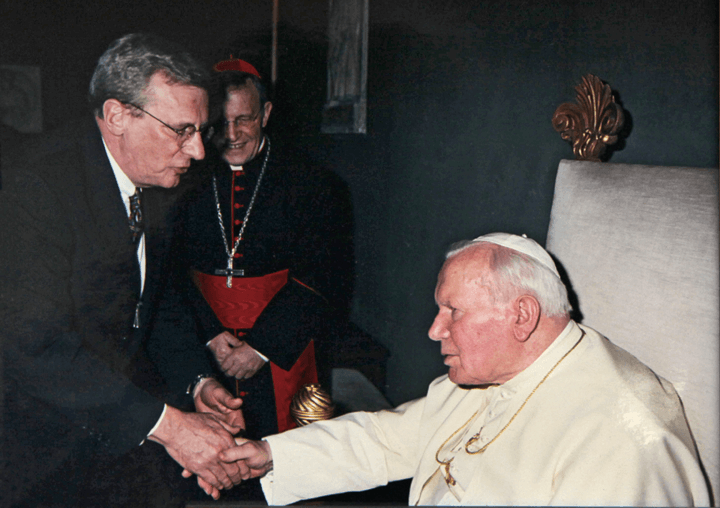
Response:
[2,0,717,405]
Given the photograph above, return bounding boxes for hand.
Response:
[194,378,245,435]
[183,438,273,500]
[148,406,242,493]
[207,332,266,380]
[189,473,221,500]
[220,437,274,480]
[207,331,242,367]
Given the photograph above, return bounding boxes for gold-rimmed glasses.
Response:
[125,102,206,145]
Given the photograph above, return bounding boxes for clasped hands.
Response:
[207,331,266,380]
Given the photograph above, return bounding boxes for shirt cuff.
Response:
[142,403,168,445]
[254,348,269,362]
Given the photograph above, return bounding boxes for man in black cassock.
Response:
[176,59,353,443]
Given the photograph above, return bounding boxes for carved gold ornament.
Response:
[552,74,624,161]
[290,384,335,426]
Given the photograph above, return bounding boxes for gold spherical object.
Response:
[290,384,334,426]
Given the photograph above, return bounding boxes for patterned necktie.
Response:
[128,188,143,244]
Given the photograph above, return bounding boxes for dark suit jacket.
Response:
[0,117,213,504]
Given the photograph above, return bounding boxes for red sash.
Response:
[271,341,317,432]
[194,269,317,432]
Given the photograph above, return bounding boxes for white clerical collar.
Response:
[503,320,579,391]
[228,136,266,172]
[102,137,136,212]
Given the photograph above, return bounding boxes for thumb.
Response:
[215,388,243,410]
[220,438,251,462]
[224,395,243,409]
[225,333,243,347]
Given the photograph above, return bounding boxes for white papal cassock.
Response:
[260,321,710,506]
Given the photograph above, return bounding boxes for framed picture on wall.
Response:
[322,0,368,134]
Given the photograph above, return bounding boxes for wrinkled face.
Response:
[428,247,520,385]
[222,85,271,166]
[119,73,208,188]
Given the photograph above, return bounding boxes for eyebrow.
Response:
[178,121,208,132]
[226,114,257,121]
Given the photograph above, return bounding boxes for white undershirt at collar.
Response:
[228,136,266,172]
[101,138,146,296]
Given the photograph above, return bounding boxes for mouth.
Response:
[227,141,246,150]
[442,354,457,365]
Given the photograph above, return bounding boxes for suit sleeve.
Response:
[0,167,164,454]
[144,254,217,407]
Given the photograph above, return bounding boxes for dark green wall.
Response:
[2,0,717,405]
[299,0,719,404]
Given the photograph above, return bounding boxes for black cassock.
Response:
[175,137,353,438]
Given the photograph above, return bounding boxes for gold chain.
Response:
[435,330,585,486]
[434,410,479,486]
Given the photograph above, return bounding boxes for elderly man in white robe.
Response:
[208,232,710,506]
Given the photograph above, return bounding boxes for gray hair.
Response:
[447,240,571,318]
[89,33,208,118]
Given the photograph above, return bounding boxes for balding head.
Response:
[447,234,570,318]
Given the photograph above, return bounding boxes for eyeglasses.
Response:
[223,110,262,130]
[125,103,206,145]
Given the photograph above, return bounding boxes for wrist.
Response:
[187,373,216,396]
[147,405,181,445]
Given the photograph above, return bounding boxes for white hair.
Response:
[447,240,571,317]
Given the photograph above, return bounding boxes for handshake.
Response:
[195,436,274,500]
[146,376,273,500]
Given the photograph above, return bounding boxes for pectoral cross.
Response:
[215,259,244,288]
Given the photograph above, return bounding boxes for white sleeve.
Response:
[260,397,427,506]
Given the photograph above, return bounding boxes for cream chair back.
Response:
[546,159,719,500]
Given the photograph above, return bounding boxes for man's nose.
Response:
[226,122,239,141]
[183,131,205,160]
[428,313,448,342]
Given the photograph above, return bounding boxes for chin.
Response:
[223,150,251,166]
[158,175,181,188]
[448,369,484,387]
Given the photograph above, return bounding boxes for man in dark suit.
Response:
[0,34,245,507]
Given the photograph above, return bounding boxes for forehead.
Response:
[436,246,495,300]
[147,72,202,101]
[224,86,260,115]
[145,74,207,114]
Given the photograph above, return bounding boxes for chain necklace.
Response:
[434,330,585,487]
[212,138,270,288]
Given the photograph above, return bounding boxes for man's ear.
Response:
[261,101,273,128]
[513,295,540,342]
[101,99,128,135]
